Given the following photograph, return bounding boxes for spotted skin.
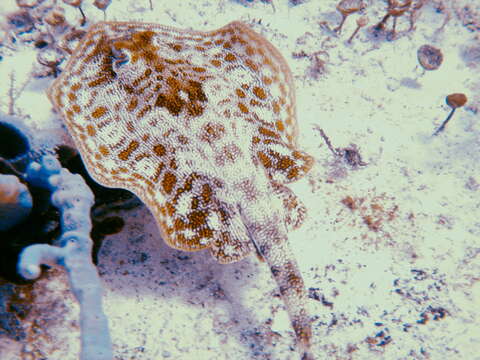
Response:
[47,21,314,358]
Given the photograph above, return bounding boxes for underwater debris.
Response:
[93,0,112,19]
[347,15,369,43]
[16,0,41,8]
[2,0,91,77]
[417,44,443,71]
[44,6,67,28]
[17,155,113,360]
[36,47,65,77]
[93,0,112,11]
[238,0,275,11]
[62,0,86,26]
[334,0,366,34]
[433,93,468,136]
[454,4,480,32]
[6,10,35,35]
[373,0,412,40]
[317,127,367,168]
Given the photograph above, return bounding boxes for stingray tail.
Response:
[240,203,314,359]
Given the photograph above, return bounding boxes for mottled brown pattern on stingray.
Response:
[46,20,315,359]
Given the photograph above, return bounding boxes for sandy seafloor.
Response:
[0,0,479,359]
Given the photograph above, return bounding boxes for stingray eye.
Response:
[110,44,130,71]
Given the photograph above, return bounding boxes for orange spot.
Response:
[99,145,109,156]
[262,76,272,85]
[275,120,285,131]
[55,92,64,109]
[238,103,249,114]
[177,135,189,144]
[287,167,299,180]
[187,210,208,229]
[252,86,267,100]
[272,101,280,114]
[151,162,164,183]
[135,153,149,161]
[244,59,258,71]
[191,197,200,209]
[86,125,96,136]
[223,41,232,49]
[173,218,186,232]
[137,104,152,119]
[169,43,182,52]
[252,136,260,144]
[241,83,249,90]
[204,41,214,46]
[68,92,77,101]
[71,83,82,91]
[192,66,206,73]
[153,144,166,156]
[66,110,74,120]
[195,46,206,51]
[127,98,138,112]
[214,39,223,45]
[277,155,295,170]
[169,158,178,170]
[118,140,139,161]
[87,76,110,88]
[155,77,207,117]
[92,106,108,119]
[235,89,246,98]
[165,201,175,216]
[231,35,246,45]
[201,183,212,204]
[224,53,236,62]
[245,46,255,56]
[259,126,279,138]
[210,59,222,67]
[162,172,177,194]
[72,105,81,114]
[258,151,272,168]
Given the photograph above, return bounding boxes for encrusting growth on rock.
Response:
[47,21,315,358]
[17,155,113,360]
